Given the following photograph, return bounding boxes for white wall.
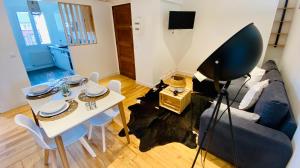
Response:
[0,0,30,113]
[130,0,157,87]
[280,0,300,167]
[57,0,119,78]
[153,0,186,83]
[264,47,284,65]
[130,0,183,87]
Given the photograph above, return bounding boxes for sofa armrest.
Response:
[199,109,293,168]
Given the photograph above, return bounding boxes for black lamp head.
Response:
[197,23,263,81]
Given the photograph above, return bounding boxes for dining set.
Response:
[15,72,130,168]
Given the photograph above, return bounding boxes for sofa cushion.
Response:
[262,60,278,72]
[210,102,260,122]
[261,69,284,83]
[221,99,240,109]
[227,78,249,103]
[239,80,269,110]
[254,82,289,128]
[246,67,266,88]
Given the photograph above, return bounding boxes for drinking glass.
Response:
[80,79,87,95]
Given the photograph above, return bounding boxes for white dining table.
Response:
[22,80,130,168]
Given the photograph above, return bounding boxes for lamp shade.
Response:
[197,23,263,81]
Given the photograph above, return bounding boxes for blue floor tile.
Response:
[27,66,74,86]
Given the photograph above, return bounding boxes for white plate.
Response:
[40,100,67,114]
[86,88,108,97]
[86,85,106,95]
[27,88,52,97]
[66,75,84,84]
[29,84,51,95]
[40,103,70,117]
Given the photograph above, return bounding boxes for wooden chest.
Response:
[159,86,192,114]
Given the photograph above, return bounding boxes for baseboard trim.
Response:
[100,72,120,79]
[0,102,27,113]
[136,80,155,88]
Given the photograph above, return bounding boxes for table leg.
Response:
[118,102,130,143]
[31,108,40,126]
[54,136,69,168]
[44,149,49,165]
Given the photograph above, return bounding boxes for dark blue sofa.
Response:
[198,60,297,168]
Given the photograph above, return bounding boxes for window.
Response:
[16,12,51,45]
[33,13,51,44]
[16,12,37,46]
[58,3,96,45]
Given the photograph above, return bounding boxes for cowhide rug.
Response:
[119,81,211,152]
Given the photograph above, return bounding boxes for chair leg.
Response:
[44,149,49,165]
[50,150,57,168]
[80,137,96,157]
[101,126,106,152]
[88,125,93,140]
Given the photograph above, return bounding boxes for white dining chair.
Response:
[15,114,96,166]
[87,80,122,152]
[89,72,100,83]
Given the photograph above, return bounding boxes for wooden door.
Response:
[112,4,136,79]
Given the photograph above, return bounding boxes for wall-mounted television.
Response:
[168,11,196,29]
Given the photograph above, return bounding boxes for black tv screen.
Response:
[168,11,196,29]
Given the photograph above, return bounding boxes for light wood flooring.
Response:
[0,75,232,168]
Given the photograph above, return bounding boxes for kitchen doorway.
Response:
[4,0,74,86]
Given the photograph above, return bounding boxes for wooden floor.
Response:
[0,75,232,168]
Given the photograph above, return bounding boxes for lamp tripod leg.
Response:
[192,147,201,168]
[203,97,222,162]
[191,93,223,168]
[225,93,238,167]
[192,81,238,168]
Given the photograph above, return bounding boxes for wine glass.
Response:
[80,78,87,95]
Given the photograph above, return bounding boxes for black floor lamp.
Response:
[191,23,263,167]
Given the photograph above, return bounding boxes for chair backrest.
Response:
[89,72,100,83]
[14,114,50,149]
[107,80,122,114]
[108,80,121,93]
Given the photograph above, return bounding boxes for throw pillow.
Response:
[239,80,269,110]
[245,67,266,88]
[254,82,289,128]
[211,102,260,122]
[194,71,206,82]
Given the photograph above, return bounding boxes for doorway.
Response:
[112,4,136,80]
[4,0,74,86]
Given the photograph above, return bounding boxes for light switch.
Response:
[133,17,141,34]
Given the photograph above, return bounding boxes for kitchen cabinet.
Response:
[49,46,73,72]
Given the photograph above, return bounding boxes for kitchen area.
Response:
[27,44,74,86]
[4,0,74,85]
